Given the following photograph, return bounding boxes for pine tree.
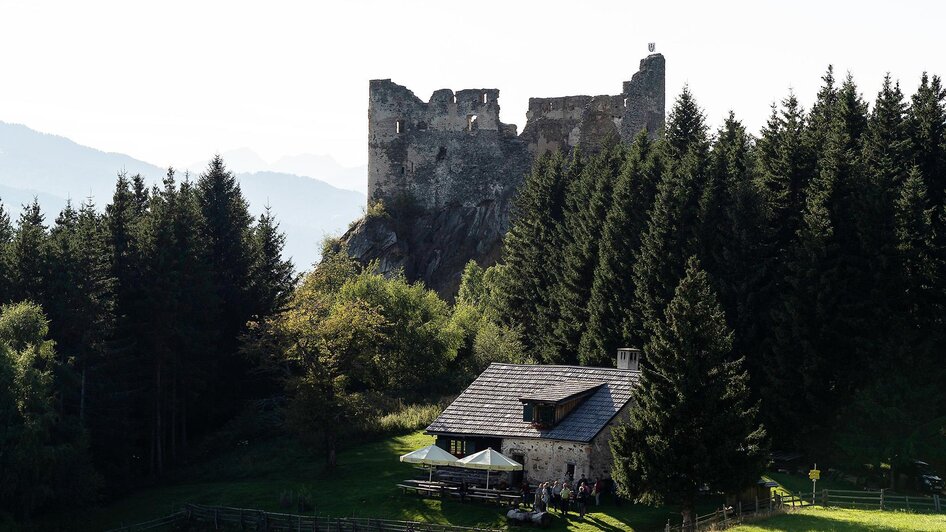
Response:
[549,141,623,364]
[631,87,710,344]
[9,199,48,302]
[0,201,14,303]
[765,76,874,444]
[611,257,766,529]
[196,155,256,421]
[805,66,839,177]
[580,131,663,365]
[702,114,768,385]
[250,205,296,319]
[908,73,946,208]
[497,152,569,360]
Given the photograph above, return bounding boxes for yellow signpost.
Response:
[809,464,820,503]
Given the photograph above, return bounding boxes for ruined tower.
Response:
[347,54,666,297]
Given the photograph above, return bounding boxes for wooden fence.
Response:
[106,503,504,532]
[817,489,943,512]
[665,493,811,531]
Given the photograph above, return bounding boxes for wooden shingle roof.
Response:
[426,363,639,443]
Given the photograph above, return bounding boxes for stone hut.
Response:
[425,349,642,485]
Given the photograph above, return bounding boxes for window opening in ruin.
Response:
[453,94,457,104]
[436,146,447,161]
[417,121,427,131]
[396,119,404,134]
[547,102,553,112]
[400,166,405,175]
[623,98,628,107]
[467,114,478,132]
[482,92,488,104]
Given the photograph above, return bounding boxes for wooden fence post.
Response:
[934,494,940,512]
[880,489,885,511]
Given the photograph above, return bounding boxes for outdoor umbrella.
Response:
[399,444,459,481]
[455,447,522,489]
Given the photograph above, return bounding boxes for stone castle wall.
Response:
[367,54,665,212]
[345,54,665,298]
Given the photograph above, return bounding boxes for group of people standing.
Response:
[527,476,609,518]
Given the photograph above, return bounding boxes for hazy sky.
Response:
[1,0,944,173]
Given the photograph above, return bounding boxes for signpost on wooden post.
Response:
[809,464,820,505]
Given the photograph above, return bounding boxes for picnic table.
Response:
[397,480,460,498]
[464,487,524,506]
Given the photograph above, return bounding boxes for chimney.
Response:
[616,347,641,371]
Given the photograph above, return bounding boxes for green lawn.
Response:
[39,431,716,532]
[730,505,946,531]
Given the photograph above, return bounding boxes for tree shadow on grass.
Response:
[582,514,638,532]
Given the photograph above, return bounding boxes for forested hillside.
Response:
[486,68,946,478]
[0,157,295,522]
[5,66,946,530]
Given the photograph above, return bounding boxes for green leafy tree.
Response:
[0,302,99,519]
[611,258,766,529]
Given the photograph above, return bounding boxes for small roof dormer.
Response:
[519,380,604,429]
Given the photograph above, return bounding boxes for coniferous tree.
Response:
[196,156,256,422]
[631,87,710,344]
[250,205,296,319]
[550,141,623,364]
[701,114,768,382]
[497,152,569,360]
[611,257,766,529]
[580,131,663,365]
[10,199,48,303]
[765,76,874,444]
[908,73,946,208]
[0,201,14,303]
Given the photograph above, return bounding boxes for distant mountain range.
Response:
[0,121,367,270]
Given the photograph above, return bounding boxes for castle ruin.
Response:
[344,54,665,296]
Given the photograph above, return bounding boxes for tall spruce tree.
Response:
[9,199,48,303]
[497,152,569,361]
[908,73,946,209]
[580,131,663,365]
[250,205,296,319]
[631,87,710,344]
[550,141,623,364]
[196,155,256,422]
[611,257,766,529]
[765,76,875,444]
[701,114,768,385]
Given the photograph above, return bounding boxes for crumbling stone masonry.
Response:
[343,54,665,297]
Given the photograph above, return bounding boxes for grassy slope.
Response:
[45,431,719,532]
[730,506,946,532]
